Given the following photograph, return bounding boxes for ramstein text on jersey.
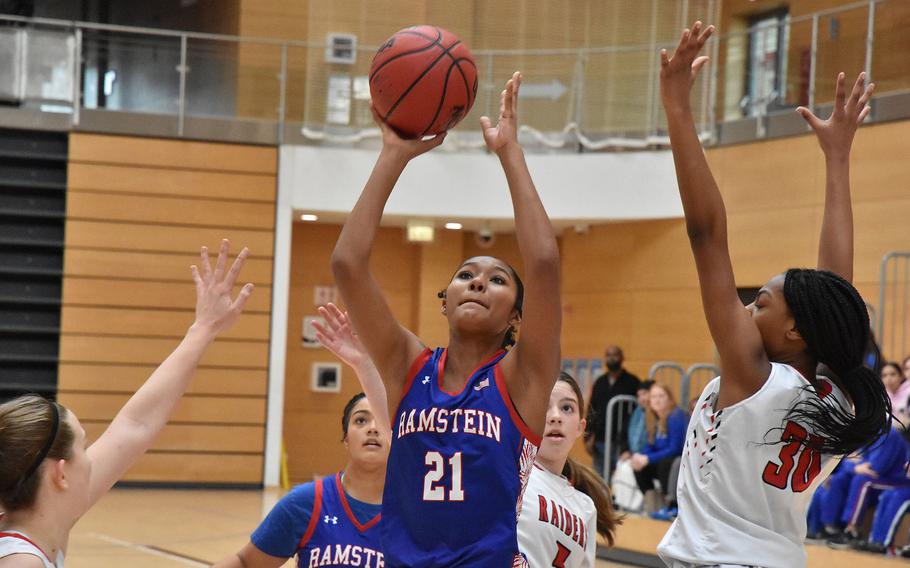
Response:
[396,407,502,442]
[307,544,383,568]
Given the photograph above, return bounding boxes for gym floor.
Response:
[67,488,628,567]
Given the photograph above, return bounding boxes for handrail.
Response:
[603,394,638,483]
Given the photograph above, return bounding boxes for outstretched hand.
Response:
[480,71,522,154]
[660,21,715,110]
[372,106,446,162]
[312,303,369,369]
[797,72,873,159]
[190,239,253,335]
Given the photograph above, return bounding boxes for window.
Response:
[743,9,789,117]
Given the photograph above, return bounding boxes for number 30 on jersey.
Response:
[762,421,823,492]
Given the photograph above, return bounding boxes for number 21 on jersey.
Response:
[762,420,823,492]
[423,451,464,501]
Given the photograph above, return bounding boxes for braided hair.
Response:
[782,268,892,455]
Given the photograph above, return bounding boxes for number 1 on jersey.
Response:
[423,451,464,502]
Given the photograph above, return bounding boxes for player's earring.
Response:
[438,290,447,314]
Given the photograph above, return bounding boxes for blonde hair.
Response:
[0,395,74,511]
[646,383,678,444]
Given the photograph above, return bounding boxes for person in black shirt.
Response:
[585,345,641,479]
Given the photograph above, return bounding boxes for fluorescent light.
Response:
[406,220,435,243]
[445,222,463,230]
[301,214,318,222]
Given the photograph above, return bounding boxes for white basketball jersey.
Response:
[518,464,598,568]
[0,531,64,568]
[658,363,848,568]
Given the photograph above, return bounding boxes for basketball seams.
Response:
[419,60,461,137]
[450,57,477,109]
[371,26,477,137]
[383,40,463,124]
[368,28,443,82]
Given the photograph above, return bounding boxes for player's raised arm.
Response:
[331,113,444,403]
[660,23,769,407]
[482,72,562,435]
[798,72,874,283]
[86,240,252,509]
[314,304,391,436]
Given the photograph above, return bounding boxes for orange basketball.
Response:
[369,25,478,138]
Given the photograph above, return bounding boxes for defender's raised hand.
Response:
[313,303,369,369]
[797,72,874,159]
[660,21,715,110]
[190,239,253,335]
[480,71,522,154]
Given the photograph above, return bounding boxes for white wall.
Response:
[279,145,683,223]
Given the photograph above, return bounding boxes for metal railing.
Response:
[879,252,910,360]
[681,363,721,408]
[0,0,905,149]
[603,394,637,483]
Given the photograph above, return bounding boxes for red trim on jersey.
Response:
[493,364,543,446]
[297,478,323,549]
[792,365,835,400]
[335,473,381,532]
[815,378,833,399]
[436,348,506,396]
[392,348,434,428]
[0,532,54,563]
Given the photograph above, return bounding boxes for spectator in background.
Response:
[622,380,655,459]
[855,481,910,555]
[823,425,910,547]
[904,355,910,386]
[585,345,641,479]
[630,383,687,521]
[882,361,910,428]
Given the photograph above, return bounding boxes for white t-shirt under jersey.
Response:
[518,463,598,568]
[0,531,64,567]
[658,363,848,568]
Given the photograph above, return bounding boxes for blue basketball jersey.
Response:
[382,347,541,567]
[298,473,383,568]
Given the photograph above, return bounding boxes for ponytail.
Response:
[782,269,892,455]
[563,457,623,545]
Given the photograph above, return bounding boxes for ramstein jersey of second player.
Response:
[517,464,598,568]
[658,363,849,568]
[381,347,541,568]
[297,473,383,568]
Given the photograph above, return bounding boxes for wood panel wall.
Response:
[58,133,277,484]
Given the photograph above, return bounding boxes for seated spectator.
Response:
[630,383,687,521]
[823,425,910,547]
[611,380,655,512]
[622,380,654,459]
[855,481,910,555]
[882,361,910,428]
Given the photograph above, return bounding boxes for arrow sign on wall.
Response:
[518,79,568,100]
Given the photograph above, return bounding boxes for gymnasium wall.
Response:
[284,117,910,479]
[57,133,277,484]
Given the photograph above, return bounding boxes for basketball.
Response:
[369,25,478,139]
